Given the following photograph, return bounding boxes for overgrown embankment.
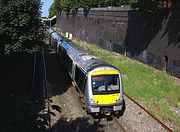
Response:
[70,37,180,131]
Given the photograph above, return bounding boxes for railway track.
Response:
[31,45,51,131]
[103,116,126,132]
[113,116,126,132]
[41,46,51,132]
[87,92,173,132]
[87,113,126,132]
[124,93,173,132]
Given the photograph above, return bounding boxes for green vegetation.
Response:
[72,38,180,131]
[49,0,136,17]
[0,0,42,57]
[49,0,175,17]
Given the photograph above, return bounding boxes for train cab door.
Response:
[56,42,60,53]
[71,62,76,80]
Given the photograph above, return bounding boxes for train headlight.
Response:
[116,98,123,104]
[90,98,96,105]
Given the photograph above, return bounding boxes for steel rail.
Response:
[31,54,37,99]
[89,114,126,132]
[41,46,51,132]
[124,93,173,132]
[42,46,48,98]
[113,117,126,132]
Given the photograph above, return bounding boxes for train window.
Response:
[75,66,86,93]
[92,75,120,95]
[63,53,72,73]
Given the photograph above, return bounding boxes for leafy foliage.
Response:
[0,0,41,56]
[49,0,136,16]
[132,0,174,15]
[49,0,63,18]
[49,0,174,17]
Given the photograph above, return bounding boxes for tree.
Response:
[50,0,174,17]
[133,0,173,13]
[0,0,41,56]
[49,0,63,18]
[61,0,74,13]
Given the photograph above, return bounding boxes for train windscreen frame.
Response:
[91,75,120,95]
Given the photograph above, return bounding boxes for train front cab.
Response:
[86,67,125,117]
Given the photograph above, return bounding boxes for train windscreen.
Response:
[92,75,120,95]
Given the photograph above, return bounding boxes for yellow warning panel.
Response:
[93,93,120,104]
[91,70,119,76]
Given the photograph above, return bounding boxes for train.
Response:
[45,26,125,117]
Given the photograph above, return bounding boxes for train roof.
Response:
[51,32,62,41]
[66,41,115,72]
[47,27,54,34]
[48,27,118,73]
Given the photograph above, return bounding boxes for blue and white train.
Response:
[46,26,125,116]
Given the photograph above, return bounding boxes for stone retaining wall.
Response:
[57,6,180,78]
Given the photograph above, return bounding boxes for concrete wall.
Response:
[57,7,180,78]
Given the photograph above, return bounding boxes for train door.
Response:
[75,66,86,93]
[71,63,76,80]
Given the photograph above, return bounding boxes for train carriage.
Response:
[46,27,125,116]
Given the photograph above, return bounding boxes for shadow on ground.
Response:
[51,117,104,132]
[44,44,71,96]
[0,54,46,132]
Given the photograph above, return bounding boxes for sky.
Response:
[41,0,53,17]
